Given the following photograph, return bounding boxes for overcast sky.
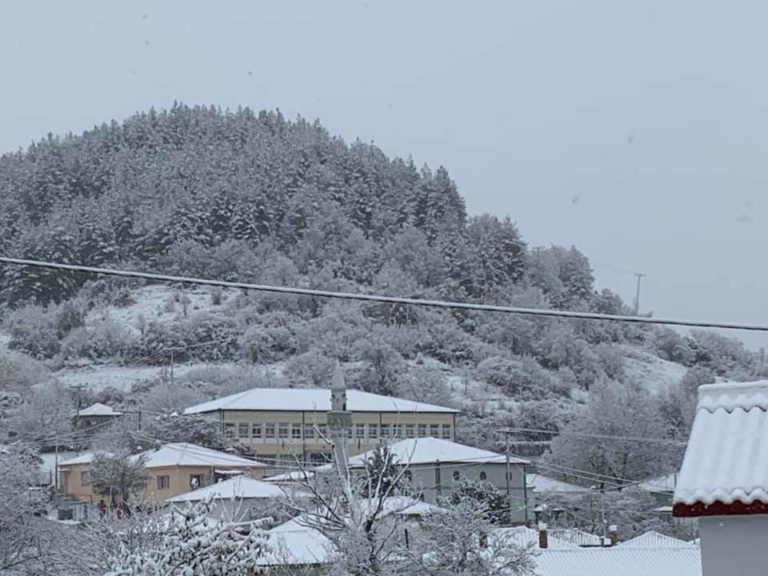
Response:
[2,0,768,348]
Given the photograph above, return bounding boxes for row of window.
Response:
[224,422,452,441]
[80,470,204,491]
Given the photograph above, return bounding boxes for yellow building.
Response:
[58,442,267,504]
[183,377,459,468]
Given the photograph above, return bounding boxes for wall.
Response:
[700,515,768,576]
[402,462,528,524]
[218,409,455,463]
[59,463,261,504]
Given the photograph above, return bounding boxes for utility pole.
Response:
[633,273,646,316]
[505,432,513,525]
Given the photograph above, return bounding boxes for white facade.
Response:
[700,515,768,576]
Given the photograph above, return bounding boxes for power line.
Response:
[501,427,687,447]
[1,256,767,332]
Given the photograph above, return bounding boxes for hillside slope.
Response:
[0,105,763,481]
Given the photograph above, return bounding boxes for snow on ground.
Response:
[56,361,240,392]
[39,450,85,484]
[86,285,239,336]
[0,331,10,351]
[622,347,687,395]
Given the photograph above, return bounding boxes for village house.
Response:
[674,380,768,576]
[168,474,303,521]
[74,402,123,430]
[58,442,267,504]
[343,436,530,523]
[183,364,459,467]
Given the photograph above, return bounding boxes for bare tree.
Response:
[403,495,537,576]
[90,450,149,509]
[283,444,416,576]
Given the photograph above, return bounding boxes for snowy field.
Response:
[56,361,242,392]
[86,285,239,337]
[622,348,687,394]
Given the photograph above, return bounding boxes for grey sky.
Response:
[2,0,768,348]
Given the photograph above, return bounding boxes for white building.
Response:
[343,437,530,523]
[674,380,768,576]
[168,474,294,520]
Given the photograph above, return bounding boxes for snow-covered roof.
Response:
[265,470,317,483]
[344,437,528,467]
[533,548,701,576]
[77,403,122,417]
[184,387,459,415]
[259,516,335,566]
[168,475,286,503]
[492,527,580,550]
[60,443,267,469]
[617,531,697,549]
[639,473,678,494]
[674,381,768,515]
[549,528,605,547]
[527,473,589,493]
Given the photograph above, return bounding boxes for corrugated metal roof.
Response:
[674,381,768,511]
[617,531,697,549]
[534,548,701,576]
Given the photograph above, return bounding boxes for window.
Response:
[80,470,91,486]
[479,471,487,481]
[405,424,415,438]
[238,422,250,438]
[265,422,276,438]
[453,470,460,481]
[381,424,390,438]
[252,423,263,438]
[278,423,289,438]
[404,470,413,481]
[356,424,366,439]
[418,424,427,437]
[304,424,315,440]
[318,424,327,438]
[157,475,170,490]
[291,424,302,439]
[441,424,451,439]
[190,474,205,488]
[369,423,378,438]
[224,423,236,438]
[430,424,439,437]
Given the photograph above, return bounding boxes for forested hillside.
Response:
[0,104,764,485]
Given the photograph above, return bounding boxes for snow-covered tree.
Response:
[90,451,149,509]
[404,492,536,576]
[543,380,680,483]
[103,501,269,576]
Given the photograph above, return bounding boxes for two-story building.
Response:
[183,367,459,467]
[344,436,530,524]
[58,442,267,504]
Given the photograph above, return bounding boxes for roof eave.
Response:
[673,500,768,518]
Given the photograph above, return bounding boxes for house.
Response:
[259,497,442,572]
[617,531,697,549]
[342,436,529,523]
[58,442,267,504]
[168,475,294,520]
[532,547,701,576]
[673,380,768,576]
[183,364,459,467]
[75,402,122,430]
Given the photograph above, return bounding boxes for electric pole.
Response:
[633,273,646,316]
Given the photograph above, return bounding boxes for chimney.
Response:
[608,525,619,546]
[538,522,548,549]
